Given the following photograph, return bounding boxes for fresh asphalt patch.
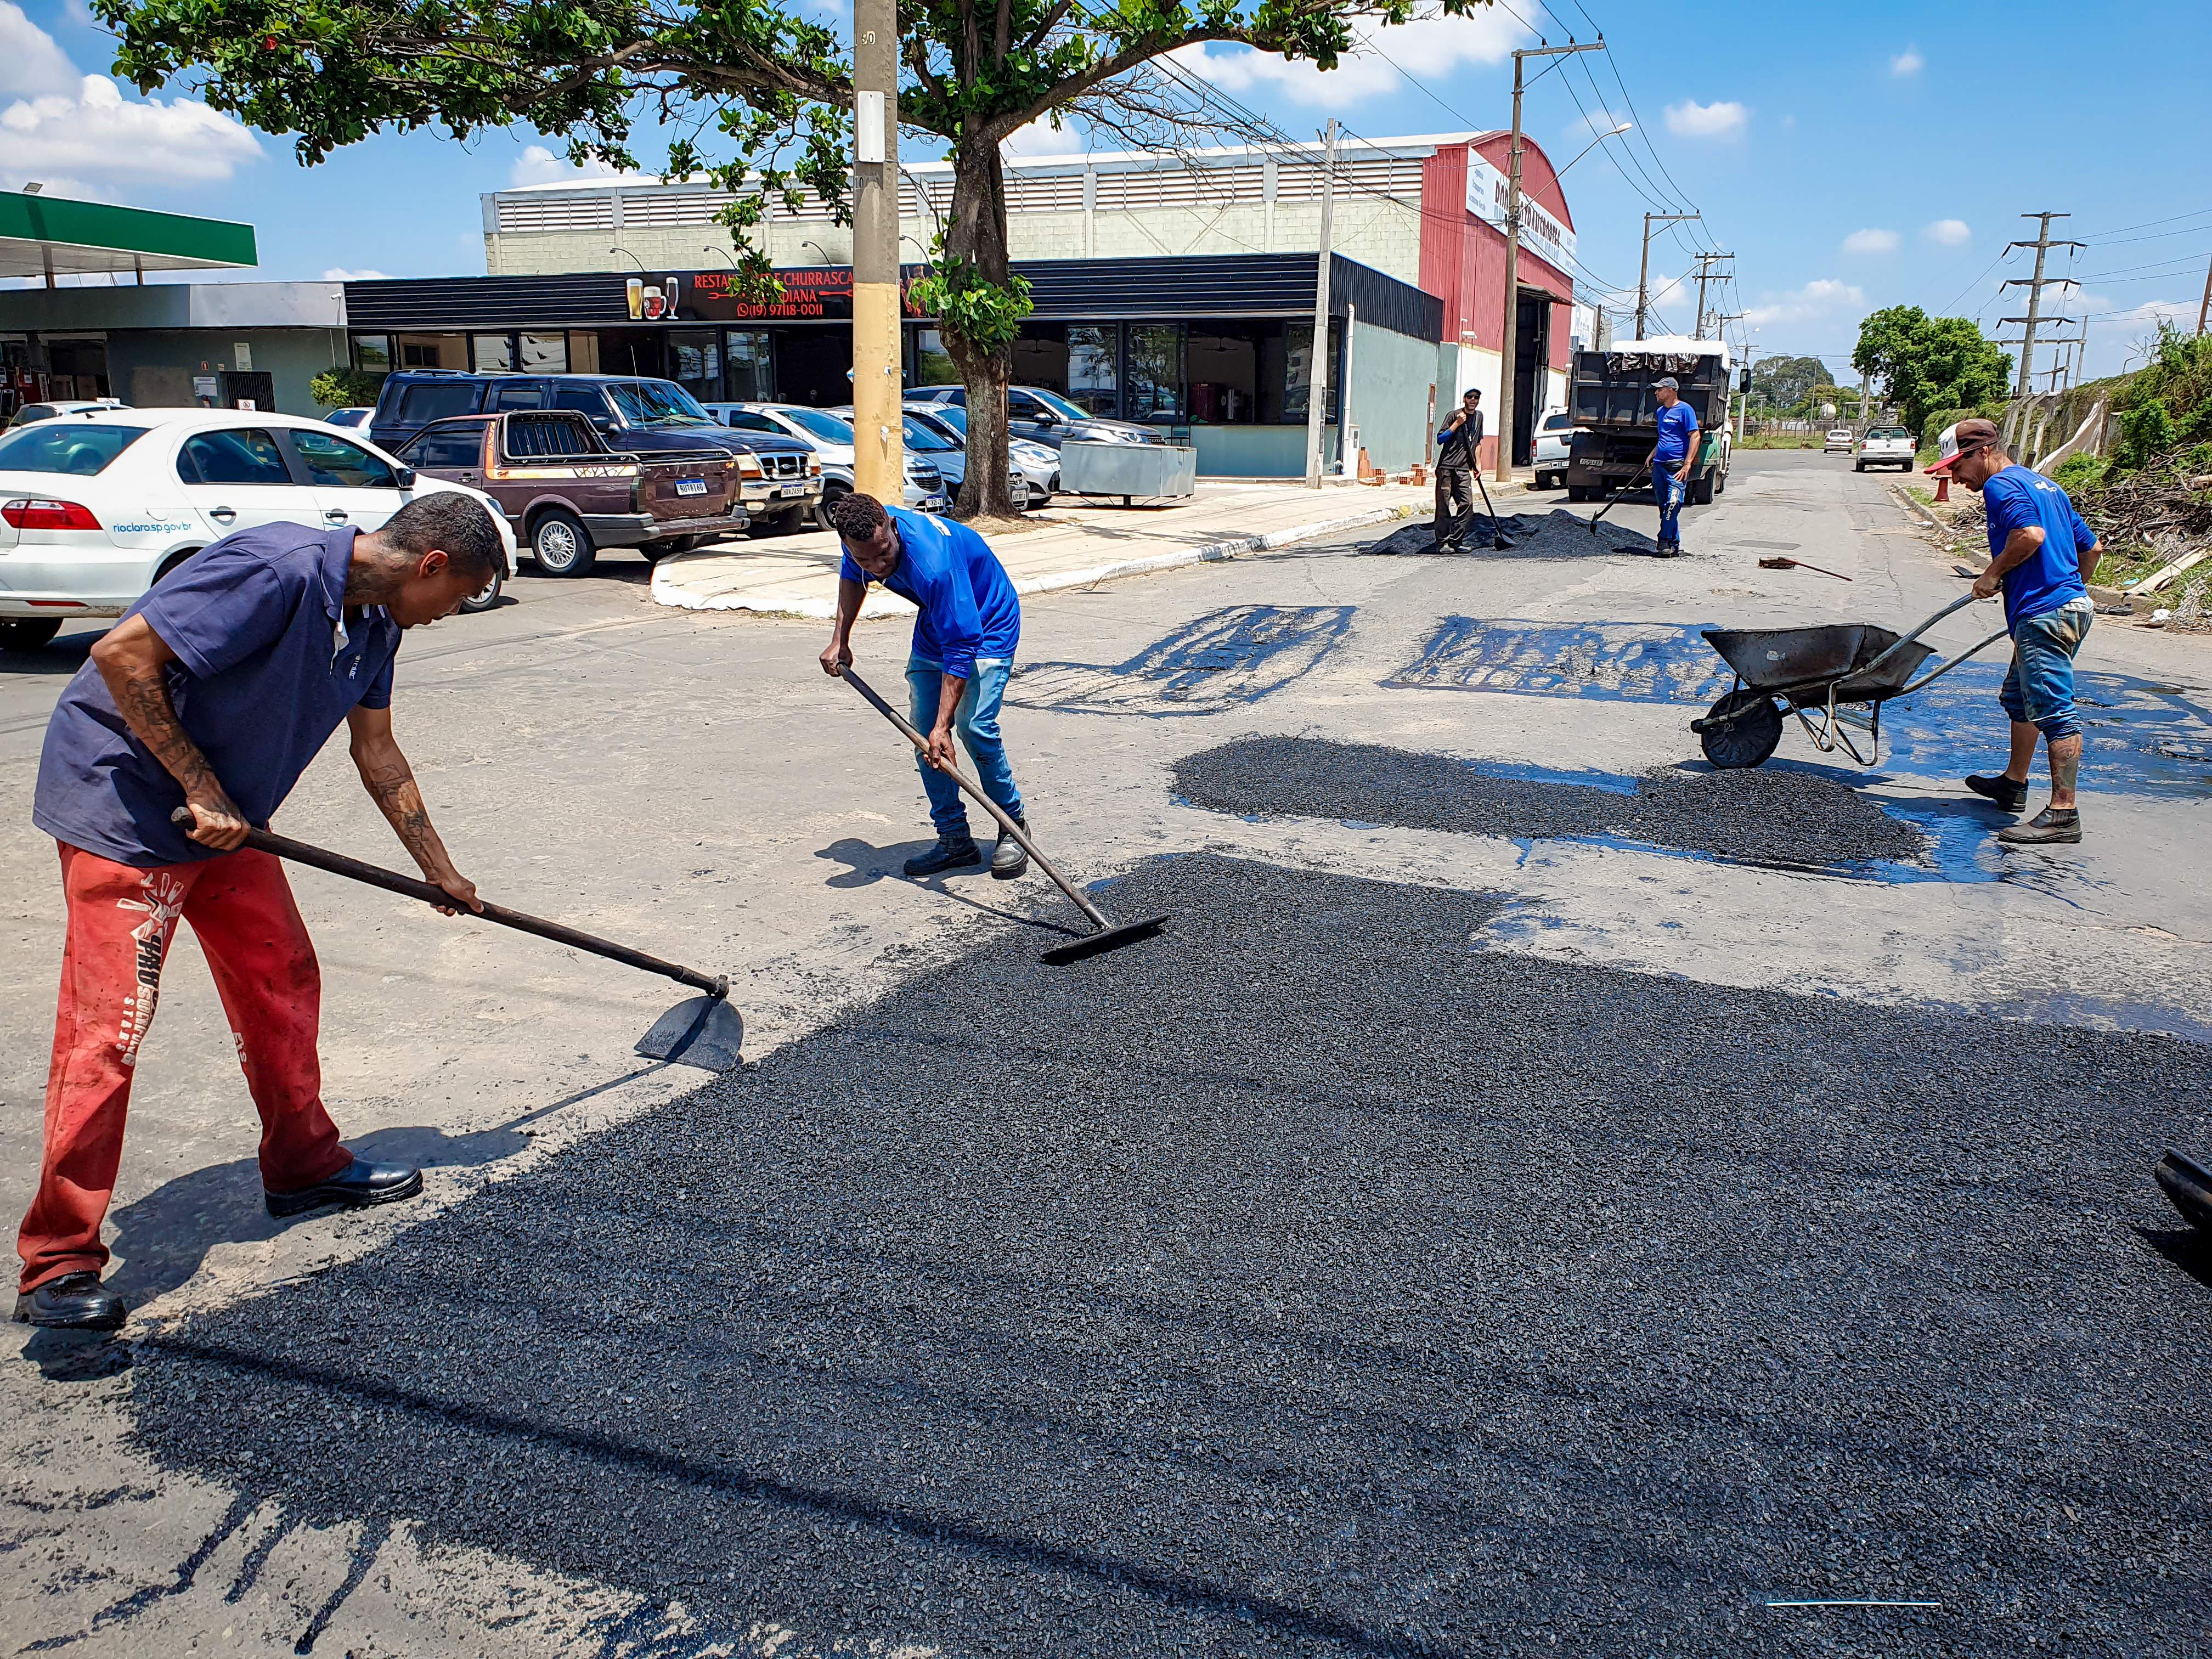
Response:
[1173,736,1927,870]
[1367,507,1669,560]
[127,855,2210,1656]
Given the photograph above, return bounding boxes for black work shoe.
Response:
[14,1272,126,1331]
[1966,773,2030,812]
[265,1158,423,1219]
[1997,806,2083,845]
[992,816,1030,881]
[902,835,983,878]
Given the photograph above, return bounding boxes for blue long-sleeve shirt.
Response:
[839,506,1021,679]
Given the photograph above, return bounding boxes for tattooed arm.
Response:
[89,615,250,850]
[346,705,482,914]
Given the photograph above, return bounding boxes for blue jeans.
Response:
[1999,603,2092,739]
[1653,462,1688,545]
[906,656,1023,839]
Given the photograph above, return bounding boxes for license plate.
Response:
[778,484,804,498]
[675,478,708,496]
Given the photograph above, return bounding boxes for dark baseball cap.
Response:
[1927,417,2001,474]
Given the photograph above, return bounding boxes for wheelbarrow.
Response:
[1690,592,2010,768]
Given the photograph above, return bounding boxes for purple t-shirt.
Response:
[33,524,399,867]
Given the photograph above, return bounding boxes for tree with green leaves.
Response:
[99,0,1484,516]
[1747,354,1825,417]
[1850,306,2012,437]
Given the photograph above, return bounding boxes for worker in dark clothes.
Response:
[18,494,505,1331]
[819,492,1029,880]
[1432,388,1485,551]
[1927,417,2104,844]
[1651,376,1699,556]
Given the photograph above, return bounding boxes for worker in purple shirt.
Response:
[819,493,1029,879]
[1927,417,2103,844]
[1650,376,1698,556]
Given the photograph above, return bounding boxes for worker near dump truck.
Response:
[1927,417,2103,845]
[1432,388,1485,552]
[16,496,504,1333]
[820,492,1030,882]
[1650,376,1699,557]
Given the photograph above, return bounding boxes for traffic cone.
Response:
[1935,475,1950,504]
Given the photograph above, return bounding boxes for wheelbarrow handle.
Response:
[1894,627,2013,697]
[1855,591,1993,684]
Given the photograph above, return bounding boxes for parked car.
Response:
[1853,425,1917,472]
[391,410,747,577]
[906,383,1165,448]
[8,398,129,430]
[1532,409,1573,490]
[1824,427,1856,454]
[901,404,1039,507]
[0,407,517,651]
[831,407,997,504]
[369,371,822,533]
[322,407,373,430]
[907,402,1059,506]
[700,402,949,526]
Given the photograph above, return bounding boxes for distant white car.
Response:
[0,407,518,652]
[1533,409,1573,489]
[8,398,129,430]
[1853,425,1917,472]
[699,402,949,526]
[322,407,374,430]
[1824,427,1856,454]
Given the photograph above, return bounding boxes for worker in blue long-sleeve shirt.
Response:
[820,493,1029,878]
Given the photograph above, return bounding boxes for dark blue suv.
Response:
[369,372,823,531]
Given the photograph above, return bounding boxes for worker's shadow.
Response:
[814,837,1078,937]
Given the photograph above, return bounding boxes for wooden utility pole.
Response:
[1634,212,1696,339]
[1304,119,1338,488]
[2198,251,2212,336]
[2000,211,2083,399]
[1496,39,1601,484]
[1688,252,1731,340]
[850,0,903,501]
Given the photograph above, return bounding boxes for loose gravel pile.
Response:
[1369,507,1667,560]
[1174,736,1928,868]
[131,855,2211,1656]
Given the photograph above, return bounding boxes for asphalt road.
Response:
[3,453,2210,1655]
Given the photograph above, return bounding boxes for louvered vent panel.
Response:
[496,195,616,233]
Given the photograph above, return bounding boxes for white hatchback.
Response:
[0,408,518,651]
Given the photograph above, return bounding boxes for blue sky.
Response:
[5,0,2208,383]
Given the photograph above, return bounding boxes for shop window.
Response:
[1066,324,1119,417]
[669,332,722,400]
[397,333,467,370]
[471,335,516,374]
[912,328,957,389]
[521,332,568,373]
[1186,327,1261,423]
[351,334,394,374]
[569,333,602,374]
[1282,320,1342,424]
[1126,324,1184,424]
[724,331,773,402]
[1010,324,1068,393]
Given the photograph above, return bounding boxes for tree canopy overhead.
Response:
[1851,306,2012,436]
[98,0,1494,513]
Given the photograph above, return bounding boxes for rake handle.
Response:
[838,665,1110,930]
[170,809,725,997]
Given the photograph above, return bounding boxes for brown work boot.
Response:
[1997,806,2082,845]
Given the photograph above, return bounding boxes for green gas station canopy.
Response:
[0,191,256,280]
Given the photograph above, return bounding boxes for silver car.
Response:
[909,402,1058,506]
[701,402,948,527]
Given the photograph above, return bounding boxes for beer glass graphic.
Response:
[643,284,664,319]
[625,277,645,320]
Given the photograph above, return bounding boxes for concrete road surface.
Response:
[1,453,2207,1655]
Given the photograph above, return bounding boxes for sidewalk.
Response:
[651,478,1448,618]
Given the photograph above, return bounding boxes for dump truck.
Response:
[1564,337,1735,505]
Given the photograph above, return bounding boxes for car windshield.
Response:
[785,408,854,444]
[901,414,957,450]
[606,381,714,427]
[1024,387,1088,423]
[923,405,969,436]
[0,421,148,476]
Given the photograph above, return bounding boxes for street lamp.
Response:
[1555,122,1632,179]
[702,245,737,268]
[608,246,645,272]
[800,239,837,267]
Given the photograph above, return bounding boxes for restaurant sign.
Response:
[639,267,929,323]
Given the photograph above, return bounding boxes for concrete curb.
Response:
[1887,481,1947,533]
[652,501,1420,618]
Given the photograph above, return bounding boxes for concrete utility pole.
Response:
[2001,211,2084,399]
[1496,39,1601,484]
[1304,119,1338,489]
[850,0,903,502]
[1635,213,1697,339]
[2198,251,2212,336]
[1687,252,1731,340]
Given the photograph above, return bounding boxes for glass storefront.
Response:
[668,331,721,400]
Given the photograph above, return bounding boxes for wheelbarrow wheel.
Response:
[1699,690,1783,769]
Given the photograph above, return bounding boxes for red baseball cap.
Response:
[1926,417,2001,475]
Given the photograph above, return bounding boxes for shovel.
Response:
[836,666,1169,965]
[1587,445,1659,538]
[2155,1147,2212,1232]
[172,811,744,1071]
[1467,469,1514,550]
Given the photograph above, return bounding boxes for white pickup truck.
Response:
[1854,425,1917,472]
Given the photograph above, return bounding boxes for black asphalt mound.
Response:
[1368,507,1668,559]
[131,856,2211,1656]
[1173,736,1928,870]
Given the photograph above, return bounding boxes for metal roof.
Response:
[0,191,256,281]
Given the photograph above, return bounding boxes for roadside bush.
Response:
[2117,398,2176,472]
[310,366,384,408]
[2052,452,2109,494]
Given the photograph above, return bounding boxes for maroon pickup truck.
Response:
[391,410,748,577]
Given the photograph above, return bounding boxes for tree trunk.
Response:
[942,139,1019,520]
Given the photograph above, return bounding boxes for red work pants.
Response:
[18,842,351,1291]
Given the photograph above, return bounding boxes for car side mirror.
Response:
[593,417,616,433]
[393,466,416,488]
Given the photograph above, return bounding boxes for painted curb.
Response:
[651,501,1420,617]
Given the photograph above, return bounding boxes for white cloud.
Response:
[0,4,259,196]
[1173,10,1526,110]
[1842,227,1900,255]
[322,267,390,281]
[1663,99,1747,140]
[1744,278,1865,328]
[509,143,627,188]
[1890,47,1924,77]
[1923,218,1971,246]
[1002,118,1087,158]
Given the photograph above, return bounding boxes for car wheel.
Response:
[1854,461,1865,472]
[0,618,63,652]
[1690,473,1716,506]
[1713,467,1728,496]
[531,509,597,577]
[815,481,850,532]
[458,563,505,614]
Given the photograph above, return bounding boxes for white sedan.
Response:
[0,407,517,652]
